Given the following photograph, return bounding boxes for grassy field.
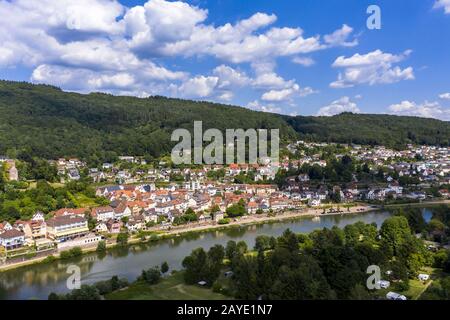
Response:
[27,181,65,189]
[372,267,437,300]
[73,193,100,207]
[106,271,231,300]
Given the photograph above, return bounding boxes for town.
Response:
[0,141,449,266]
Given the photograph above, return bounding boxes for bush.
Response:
[218,218,230,225]
[396,281,410,292]
[42,255,56,263]
[140,266,161,285]
[59,247,82,260]
[116,233,129,246]
[161,261,169,274]
[212,281,223,293]
[96,240,106,252]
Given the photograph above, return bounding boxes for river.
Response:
[0,208,433,300]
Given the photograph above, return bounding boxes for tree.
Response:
[161,261,169,274]
[48,292,59,300]
[116,233,128,246]
[225,240,237,259]
[96,240,106,253]
[380,216,412,258]
[67,284,101,300]
[141,266,161,285]
[226,201,246,217]
[182,248,208,284]
[236,241,248,255]
[254,235,272,252]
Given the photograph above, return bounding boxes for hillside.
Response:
[0,80,449,164]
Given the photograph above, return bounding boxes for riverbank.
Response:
[0,208,430,300]
[1,201,448,273]
[157,204,379,237]
[0,204,375,272]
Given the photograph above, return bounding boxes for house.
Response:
[32,211,45,222]
[298,174,309,182]
[143,210,158,224]
[198,214,212,223]
[53,208,87,218]
[102,163,113,170]
[91,206,115,222]
[23,220,47,240]
[46,215,89,241]
[95,222,108,233]
[1,221,13,231]
[308,198,321,207]
[0,229,25,250]
[106,219,122,234]
[246,201,258,214]
[386,292,407,300]
[67,168,81,181]
[7,161,18,181]
[113,202,132,220]
[213,211,224,222]
[126,215,145,232]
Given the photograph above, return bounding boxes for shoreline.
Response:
[1,200,449,272]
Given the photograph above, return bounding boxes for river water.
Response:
[0,209,433,300]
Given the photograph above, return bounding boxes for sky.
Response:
[1,0,450,120]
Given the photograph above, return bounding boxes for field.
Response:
[106,271,231,300]
[373,267,437,300]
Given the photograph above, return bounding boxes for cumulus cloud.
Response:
[388,100,450,120]
[330,50,414,88]
[246,100,282,114]
[0,0,355,105]
[434,0,450,14]
[177,75,219,98]
[439,92,450,100]
[261,85,315,102]
[317,96,361,116]
[324,24,358,47]
[212,65,251,89]
[292,56,315,67]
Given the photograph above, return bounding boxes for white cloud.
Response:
[177,75,219,98]
[439,92,450,100]
[246,100,282,114]
[330,50,414,88]
[388,100,450,120]
[324,24,358,47]
[261,84,315,102]
[212,65,250,89]
[434,0,450,14]
[317,96,360,116]
[292,56,315,67]
[0,0,354,103]
[217,91,234,102]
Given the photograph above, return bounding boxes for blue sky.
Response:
[1,0,450,119]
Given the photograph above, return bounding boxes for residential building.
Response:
[46,215,89,241]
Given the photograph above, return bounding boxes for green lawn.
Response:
[73,193,99,207]
[105,271,231,300]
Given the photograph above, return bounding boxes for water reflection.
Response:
[0,208,434,300]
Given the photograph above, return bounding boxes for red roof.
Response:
[53,208,87,217]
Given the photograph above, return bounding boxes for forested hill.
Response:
[0,80,449,164]
[285,112,450,147]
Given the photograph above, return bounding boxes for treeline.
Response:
[1,81,449,165]
[285,112,450,148]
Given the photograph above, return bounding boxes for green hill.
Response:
[0,80,448,164]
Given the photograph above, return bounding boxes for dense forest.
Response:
[0,80,449,165]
